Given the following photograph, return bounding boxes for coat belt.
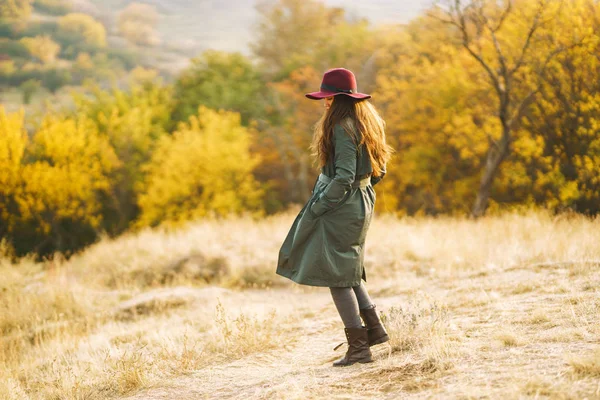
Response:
[317,173,371,189]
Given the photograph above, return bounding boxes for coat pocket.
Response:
[309,188,353,218]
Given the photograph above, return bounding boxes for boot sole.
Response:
[333,357,374,367]
[369,334,390,346]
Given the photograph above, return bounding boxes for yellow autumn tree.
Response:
[20,35,61,64]
[117,2,160,46]
[14,115,119,255]
[494,0,600,213]
[373,17,490,215]
[252,0,379,80]
[0,107,27,238]
[0,0,31,19]
[58,13,107,47]
[73,83,172,233]
[137,106,263,227]
[428,0,595,216]
[372,0,600,215]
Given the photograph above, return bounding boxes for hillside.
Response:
[86,0,430,55]
[0,0,429,113]
[2,212,599,399]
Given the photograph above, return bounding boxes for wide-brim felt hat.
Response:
[305,68,371,100]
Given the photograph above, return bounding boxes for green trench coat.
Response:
[276,122,385,287]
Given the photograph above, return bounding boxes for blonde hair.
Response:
[310,95,393,177]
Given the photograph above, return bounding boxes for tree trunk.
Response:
[297,153,311,203]
[280,150,300,203]
[263,126,300,204]
[471,130,511,218]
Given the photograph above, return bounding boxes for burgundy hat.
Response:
[305,68,371,100]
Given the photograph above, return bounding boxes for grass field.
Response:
[1,211,599,399]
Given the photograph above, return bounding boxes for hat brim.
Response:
[305,91,371,100]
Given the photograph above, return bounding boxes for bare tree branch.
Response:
[509,1,545,76]
[493,0,512,32]
[486,23,508,79]
[487,133,499,150]
[426,13,456,25]
[429,0,588,217]
[447,1,505,98]
[508,41,587,127]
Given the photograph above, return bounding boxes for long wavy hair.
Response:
[310,95,393,177]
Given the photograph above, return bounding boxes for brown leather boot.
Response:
[333,327,373,367]
[360,305,390,346]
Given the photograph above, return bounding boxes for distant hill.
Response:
[0,0,430,112]
[86,0,431,57]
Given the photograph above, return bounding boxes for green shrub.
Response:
[40,68,72,92]
[60,42,100,59]
[57,13,106,48]
[20,79,41,104]
[20,21,59,38]
[33,0,71,16]
[0,69,37,86]
[0,68,72,92]
[0,39,30,58]
[105,48,139,70]
[0,21,16,38]
[19,35,60,64]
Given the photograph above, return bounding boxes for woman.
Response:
[276,68,393,367]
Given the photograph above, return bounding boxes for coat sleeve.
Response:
[370,163,386,186]
[310,124,357,217]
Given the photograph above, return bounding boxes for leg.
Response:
[329,287,372,366]
[352,281,375,310]
[354,281,389,346]
[329,287,362,328]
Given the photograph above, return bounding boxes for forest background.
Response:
[1,0,600,258]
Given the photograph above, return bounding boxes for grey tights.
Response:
[329,282,375,329]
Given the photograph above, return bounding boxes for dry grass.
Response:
[511,282,538,294]
[366,210,600,277]
[382,297,455,358]
[0,258,287,399]
[569,348,600,378]
[64,214,292,290]
[522,376,575,399]
[529,310,551,325]
[365,297,456,393]
[359,357,453,393]
[1,210,600,399]
[495,330,521,347]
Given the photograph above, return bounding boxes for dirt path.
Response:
[122,265,600,399]
[121,288,388,399]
